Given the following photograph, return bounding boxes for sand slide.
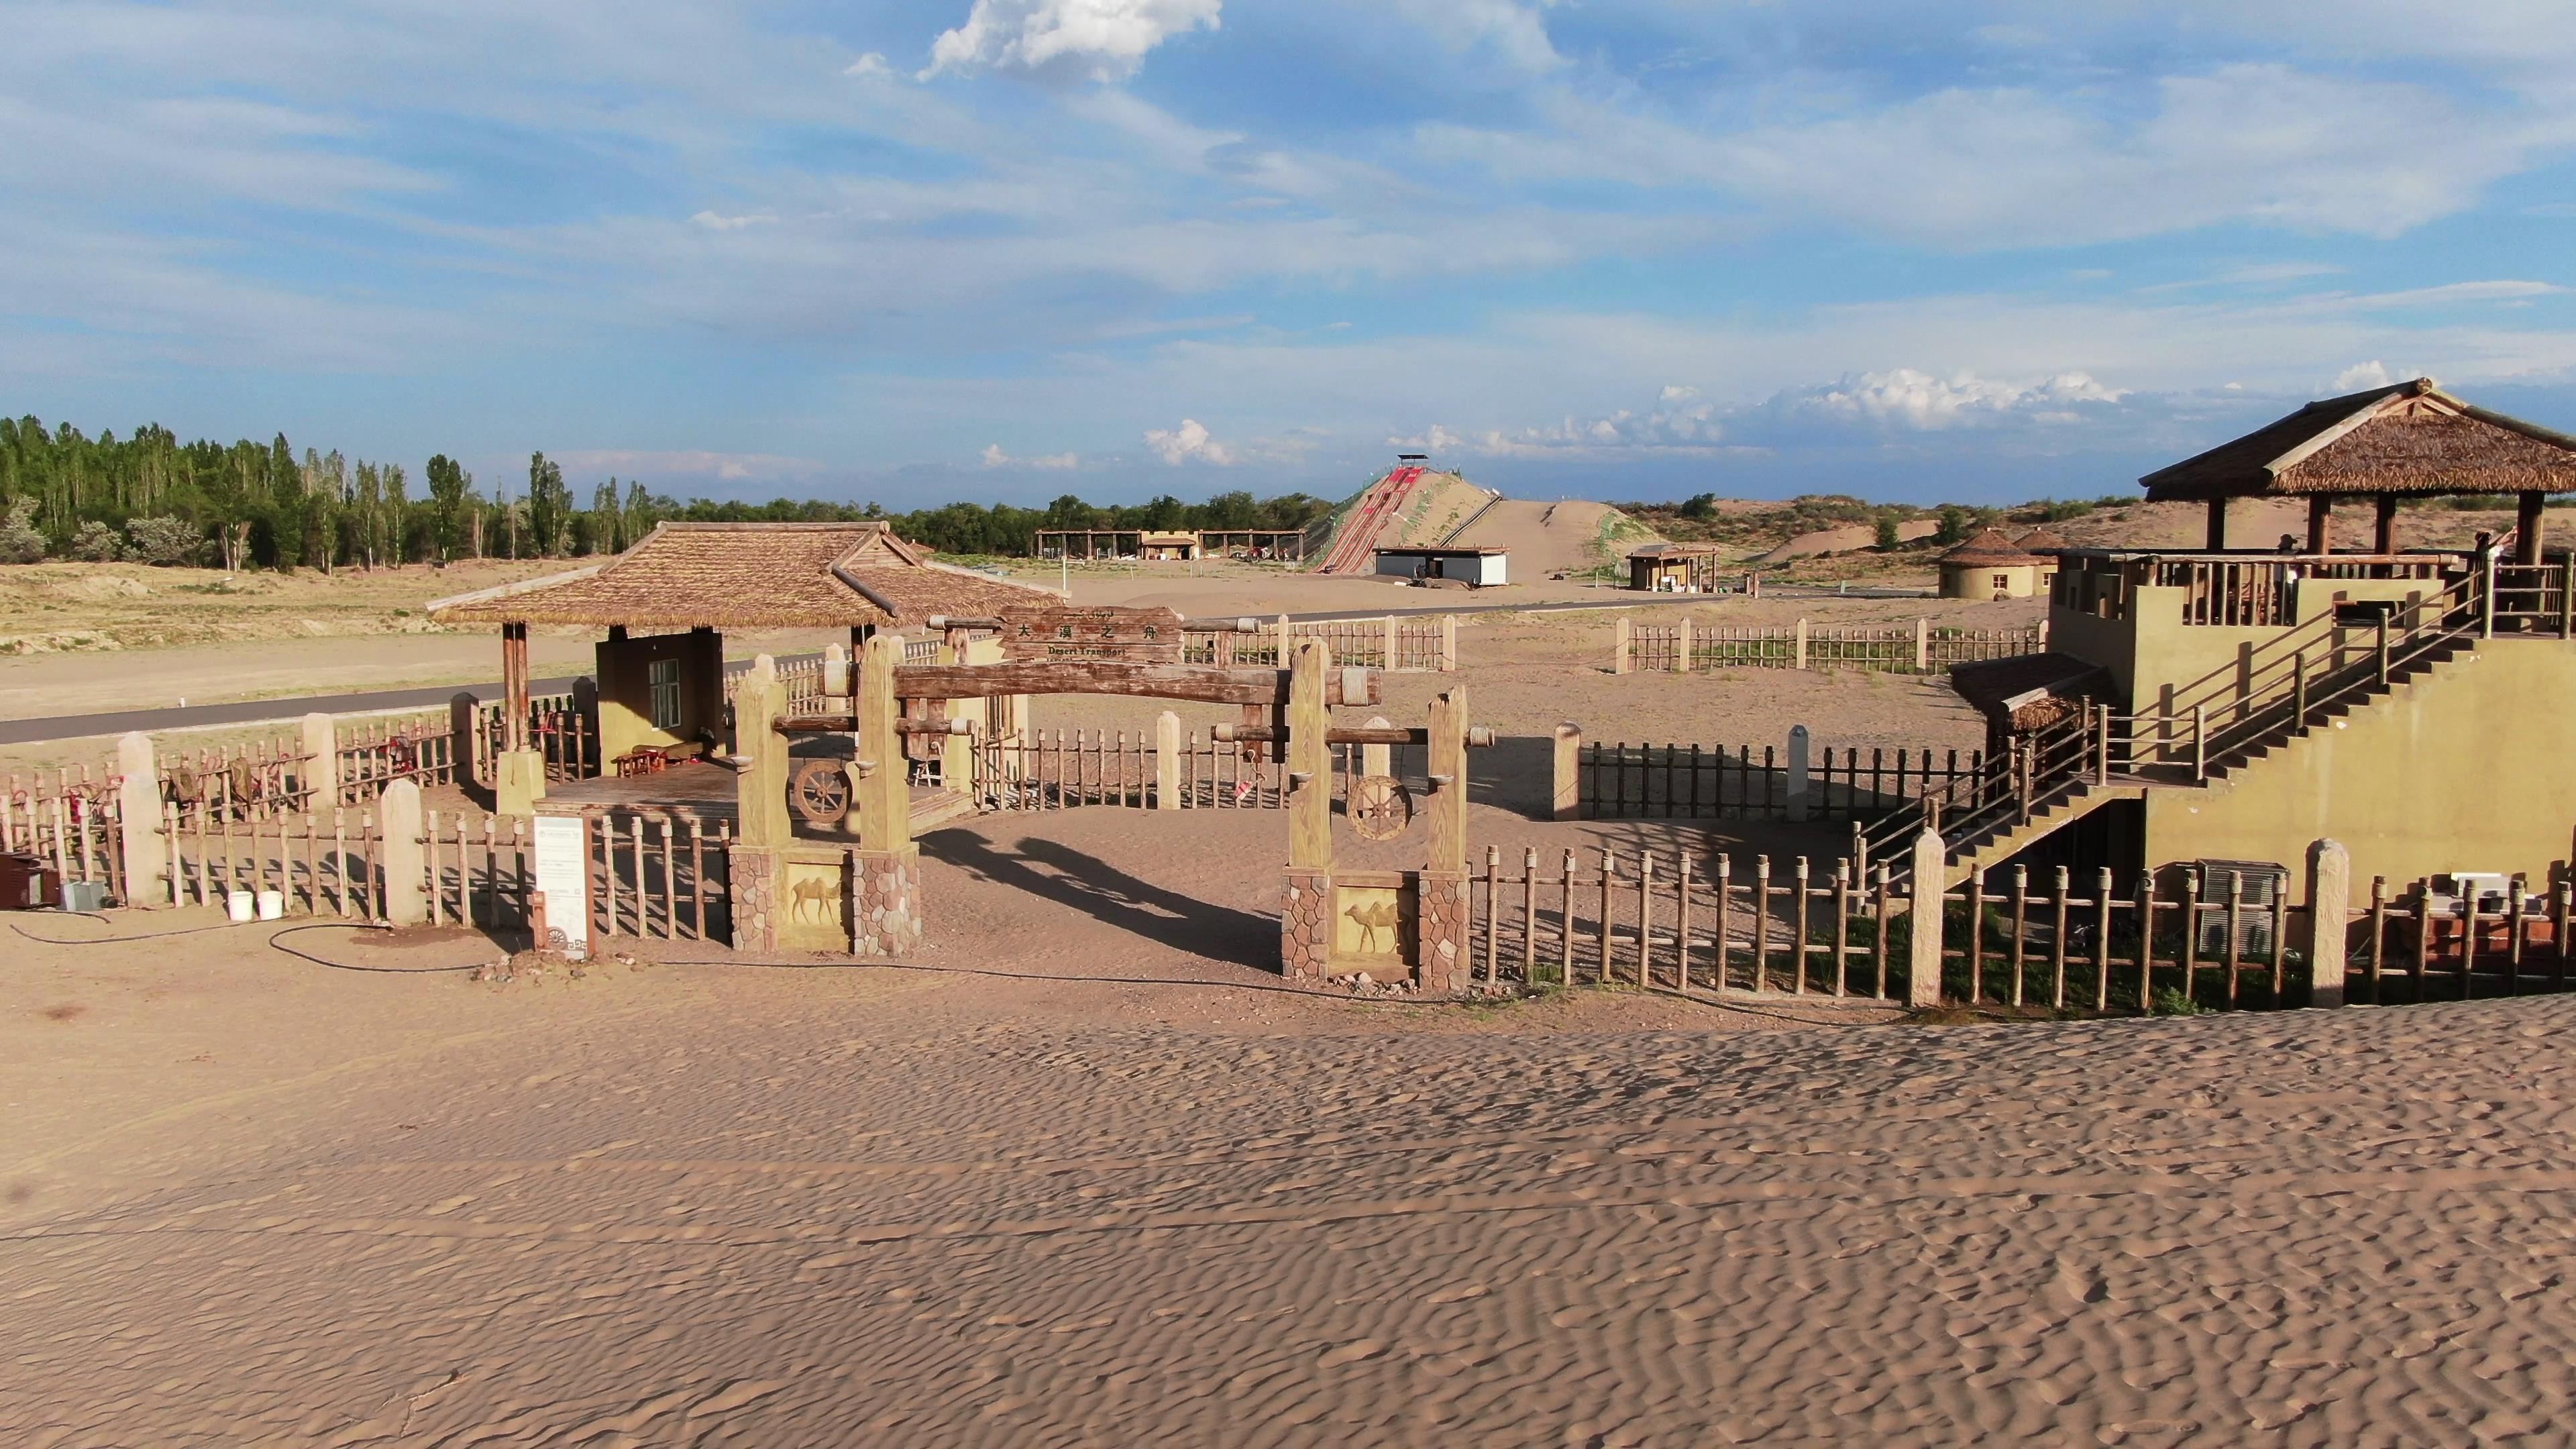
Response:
[1310,469,1500,574]
[1448,498,1639,577]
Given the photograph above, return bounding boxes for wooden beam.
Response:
[891,661,1378,707]
[2204,498,2229,551]
[2375,494,2400,555]
[2518,490,2546,565]
[2306,495,2334,555]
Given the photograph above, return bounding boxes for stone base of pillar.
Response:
[730,848,780,952]
[1415,869,1469,995]
[851,848,923,957]
[494,748,549,816]
[1281,867,1333,982]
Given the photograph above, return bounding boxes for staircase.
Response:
[1860,562,2510,889]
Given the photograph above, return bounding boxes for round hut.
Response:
[1937,528,2047,600]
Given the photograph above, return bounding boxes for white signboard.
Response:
[531,814,590,960]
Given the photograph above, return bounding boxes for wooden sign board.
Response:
[1000,605,1187,663]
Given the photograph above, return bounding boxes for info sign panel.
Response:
[531,813,591,960]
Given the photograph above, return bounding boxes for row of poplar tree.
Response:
[0,417,1334,569]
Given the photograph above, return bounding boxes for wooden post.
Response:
[115,731,164,907]
[378,779,427,926]
[2204,498,2229,551]
[1440,614,1458,672]
[1275,613,1293,669]
[1426,690,1466,875]
[1383,614,1400,671]
[855,635,908,853]
[1552,722,1582,822]
[1908,828,1946,1008]
[2374,494,2400,555]
[1793,617,1809,671]
[300,712,339,812]
[1155,710,1182,810]
[1786,724,1811,823]
[2306,495,2334,555]
[823,641,849,698]
[2518,490,2546,566]
[734,655,793,849]
[1287,639,1332,871]
[2305,839,2351,1008]
[1360,714,1393,778]
[1612,615,1631,674]
[1671,616,1692,674]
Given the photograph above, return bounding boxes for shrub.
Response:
[0,498,44,564]
[125,515,207,567]
[1874,514,1902,549]
[68,520,127,562]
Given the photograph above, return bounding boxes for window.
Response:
[647,658,682,730]
[1992,573,2011,589]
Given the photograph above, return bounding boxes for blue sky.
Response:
[5,0,2576,508]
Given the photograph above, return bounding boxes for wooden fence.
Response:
[1616,617,2044,675]
[337,711,465,798]
[1183,615,1456,672]
[2343,874,2576,1006]
[3,773,127,900]
[1575,740,1986,822]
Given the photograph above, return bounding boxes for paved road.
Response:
[0,588,1932,745]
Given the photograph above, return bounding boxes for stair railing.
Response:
[1854,706,2102,883]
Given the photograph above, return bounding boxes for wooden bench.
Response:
[612,739,708,777]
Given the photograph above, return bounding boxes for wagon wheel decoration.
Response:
[791,759,851,826]
[1347,773,1413,841]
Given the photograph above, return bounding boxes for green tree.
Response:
[525,452,570,557]
[424,453,472,561]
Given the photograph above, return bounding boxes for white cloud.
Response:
[926,0,1222,82]
[1773,369,2126,429]
[2330,361,2396,391]
[1142,417,1236,465]
[844,52,892,78]
[1423,383,1731,456]
[1391,0,1562,72]
[982,442,1081,468]
[689,210,775,231]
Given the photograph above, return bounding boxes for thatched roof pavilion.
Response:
[2139,378,2576,560]
[1938,527,2045,568]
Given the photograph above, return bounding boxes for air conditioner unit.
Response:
[2194,859,2288,961]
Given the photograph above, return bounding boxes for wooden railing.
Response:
[1616,618,2045,674]
[1580,742,1986,821]
[1181,616,1457,672]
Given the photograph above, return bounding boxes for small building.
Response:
[1627,541,1727,592]
[1937,528,2059,600]
[1373,545,1507,587]
[1136,531,1201,562]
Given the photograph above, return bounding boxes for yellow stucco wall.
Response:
[1941,561,2045,600]
[2055,578,2443,712]
[2141,640,2576,888]
[596,629,726,763]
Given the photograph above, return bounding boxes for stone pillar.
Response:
[850,846,922,958]
[1907,828,1947,1008]
[1416,686,1470,994]
[2305,838,2352,1008]
[1914,617,1931,673]
[495,749,547,816]
[379,779,427,926]
[734,655,792,849]
[115,731,165,908]
[1613,615,1631,674]
[1670,617,1692,674]
[1281,638,1334,981]
[1155,710,1182,811]
[1281,868,1333,983]
[1786,724,1811,822]
[1552,722,1582,822]
[729,848,777,952]
[299,712,339,811]
[1793,617,1809,671]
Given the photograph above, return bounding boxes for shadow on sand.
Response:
[920,829,1280,972]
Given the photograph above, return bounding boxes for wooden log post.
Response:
[115,731,165,907]
[2304,838,2352,1009]
[1552,722,1582,822]
[1794,617,1810,672]
[1275,613,1293,669]
[1786,724,1812,822]
[494,620,547,814]
[1613,615,1632,674]
[1907,828,1947,1008]
[1671,616,1693,674]
[735,656,793,850]
[379,779,427,926]
[1416,685,1471,994]
[1155,710,1182,811]
[1383,614,1400,670]
[1440,614,1458,672]
[1279,638,1335,982]
[1913,617,1931,673]
[449,692,480,788]
[300,712,339,812]
[850,633,922,958]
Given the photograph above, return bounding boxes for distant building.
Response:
[1136,531,1201,562]
[1373,545,1508,587]
[1937,528,2063,600]
[1627,541,1728,592]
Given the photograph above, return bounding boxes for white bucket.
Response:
[256,889,284,922]
[225,890,256,923]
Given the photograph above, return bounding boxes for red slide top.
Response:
[1318,466,1430,574]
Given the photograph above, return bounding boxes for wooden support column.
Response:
[2518,490,2546,565]
[2204,498,2229,551]
[501,622,531,749]
[1552,722,1582,822]
[735,656,792,849]
[2306,495,2334,555]
[2374,495,2400,555]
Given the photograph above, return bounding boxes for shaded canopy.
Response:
[426,522,1059,631]
[2141,378,2576,502]
[1951,652,2108,735]
[1628,541,1727,559]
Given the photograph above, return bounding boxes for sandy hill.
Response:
[1448,498,1661,577]
[1307,467,1501,573]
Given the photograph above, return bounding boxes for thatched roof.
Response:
[2012,527,2071,553]
[1951,653,2107,735]
[2141,378,2576,501]
[1629,541,1727,559]
[1939,528,2045,568]
[426,522,1060,630]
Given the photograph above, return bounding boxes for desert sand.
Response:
[9,824,2576,1444]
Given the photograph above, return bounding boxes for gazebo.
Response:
[1938,528,2051,599]
[427,521,1058,812]
[2140,377,2576,561]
